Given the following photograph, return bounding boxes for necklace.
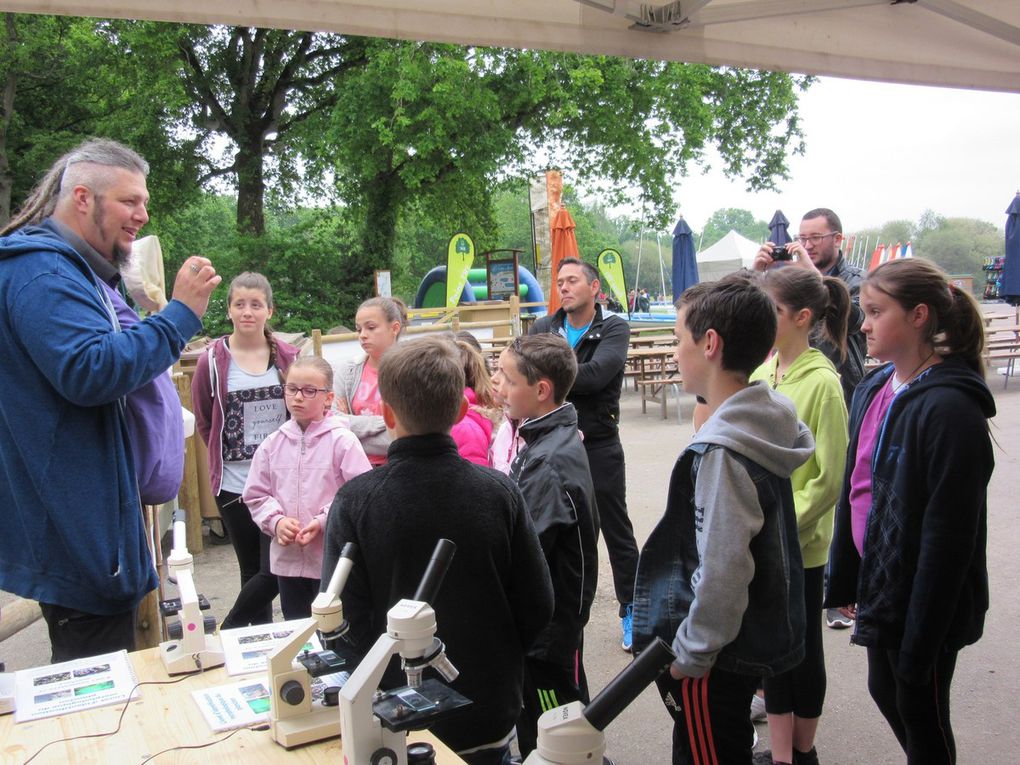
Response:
[892,351,935,393]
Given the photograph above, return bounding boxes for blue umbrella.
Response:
[671,217,699,302]
[1001,192,1020,304]
[768,209,793,247]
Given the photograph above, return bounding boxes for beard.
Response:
[91,197,132,270]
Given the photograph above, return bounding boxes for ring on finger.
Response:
[189,264,200,273]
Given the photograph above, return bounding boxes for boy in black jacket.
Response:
[496,333,599,758]
[322,336,553,765]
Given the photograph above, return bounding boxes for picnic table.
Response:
[627,345,682,419]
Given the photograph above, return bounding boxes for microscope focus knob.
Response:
[370,747,398,765]
[280,680,306,706]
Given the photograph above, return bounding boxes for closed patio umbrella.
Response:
[671,217,699,302]
[1000,192,1020,304]
[768,209,793,248]
[549,206,580,314]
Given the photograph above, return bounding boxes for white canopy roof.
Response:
[696,229,759,282]
[2,1,1019,93]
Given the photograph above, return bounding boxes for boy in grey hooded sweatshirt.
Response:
[633,272,814,765]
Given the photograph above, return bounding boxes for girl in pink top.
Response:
[334,297,407,466]
[451,340,500,466]
[244,357,371,619]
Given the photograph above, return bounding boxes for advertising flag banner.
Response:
[597,248,628,310]
[446,233,475,308]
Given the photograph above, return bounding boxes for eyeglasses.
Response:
[795,232,840,245]
[283,384,329,398]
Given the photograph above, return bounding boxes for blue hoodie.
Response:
[0,223,201,615]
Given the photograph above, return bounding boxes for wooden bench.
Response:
[636,376,684,420]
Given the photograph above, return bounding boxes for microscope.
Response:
[339,538,472,765]
[267,542,357,748]
[523,638,676,764]
[159,510,225,674]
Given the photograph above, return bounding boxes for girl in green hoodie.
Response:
[750,267,851,765]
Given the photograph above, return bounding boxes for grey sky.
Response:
[667,76,1020,237]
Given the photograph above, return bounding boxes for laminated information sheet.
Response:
[218,619,324,676]
[14,650,138,722]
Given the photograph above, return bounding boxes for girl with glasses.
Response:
[243,357,371,620]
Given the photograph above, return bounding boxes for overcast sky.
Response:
[641,76,1020,237]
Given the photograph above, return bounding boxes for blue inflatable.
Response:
[414,265,546,315]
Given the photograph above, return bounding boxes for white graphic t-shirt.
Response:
[220,360,286,494]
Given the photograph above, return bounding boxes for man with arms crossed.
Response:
[530,257,640,651]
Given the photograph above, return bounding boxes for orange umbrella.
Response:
[549,206,580,314]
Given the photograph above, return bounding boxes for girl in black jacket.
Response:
[825,258,993,765]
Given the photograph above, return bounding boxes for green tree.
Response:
[113,23,372,239]
[699,207,769,249]
[915,216,1001,287]
[323,43,810,304]
[0,14,201,227]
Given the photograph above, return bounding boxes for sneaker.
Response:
[750,692,767,722]
[793,747,820,765]
[621,604,634,653]
[825,608,853,629]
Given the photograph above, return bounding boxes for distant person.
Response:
[243,357,371,619]
[633,272,812,765]
[496,334,599,758]
[531,257,641,652]
[193,272,300,628]
[0,138,220,661]
[753,207,866,631]
[333,296,406,465]
[322,336,553,765]
[638,288,651,312]
[750,268,850,765]
[826,259,993,765]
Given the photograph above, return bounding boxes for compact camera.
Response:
[771,245,792,261]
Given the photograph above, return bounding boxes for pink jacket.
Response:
[450,388,494,467]
[243,414,371,578]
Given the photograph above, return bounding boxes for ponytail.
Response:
[819,276,851,363]
[866,259,986,375]
[762,267,850,361]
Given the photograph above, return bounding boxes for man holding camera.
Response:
[753,208,865,633]
[753,207,865,404]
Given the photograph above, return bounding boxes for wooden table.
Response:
[628,324,676,335]
[629,334,676,349]
[627,346,681,419]
[1,648,465,764]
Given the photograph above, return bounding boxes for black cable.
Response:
[22,655,206,764]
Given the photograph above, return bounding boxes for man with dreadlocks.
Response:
[0,138,221,661]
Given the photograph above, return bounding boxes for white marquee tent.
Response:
[1,1,1018,94]
[696,229,760,283]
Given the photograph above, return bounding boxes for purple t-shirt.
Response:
[848,376,896,554]
[100,280,185,505]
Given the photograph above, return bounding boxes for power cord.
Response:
[137,723,271,763]
[22,654,207,764]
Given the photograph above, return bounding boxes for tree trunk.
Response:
[360,173,401,275]
[0,14,18,227]
[235,137,265,238]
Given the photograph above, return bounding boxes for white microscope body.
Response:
[268,543,356,748]
[523,638,676,765]
[339,539,461,765]
[159,513,225,674]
